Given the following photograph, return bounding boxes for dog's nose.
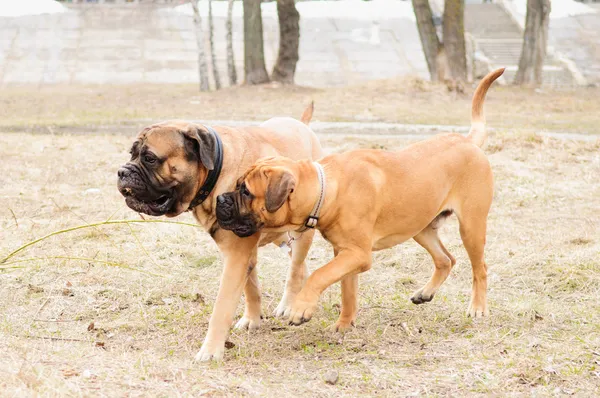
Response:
[117,167,128,178]
[216,194,226,205]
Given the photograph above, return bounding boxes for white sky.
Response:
[0,0,67,17]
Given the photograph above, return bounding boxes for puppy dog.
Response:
[216,69,504,331]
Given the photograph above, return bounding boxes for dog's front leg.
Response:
[333,273,359,332]
[288,246,371,325]
[195,234,259,362]
[274,229,314,317]
[233,263,262,330]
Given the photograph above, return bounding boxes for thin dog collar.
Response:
[297,162,326,232]
[188,126,224,210]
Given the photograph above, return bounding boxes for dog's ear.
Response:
[181,125,216,170]
[265,168,296,213]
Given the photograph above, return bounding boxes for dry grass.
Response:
[2,80,600,134]
[1,129,599,396]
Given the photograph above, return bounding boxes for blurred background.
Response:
[0,0,597,89]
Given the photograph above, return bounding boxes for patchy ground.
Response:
[0,127,599,396]
[2,80,600,134]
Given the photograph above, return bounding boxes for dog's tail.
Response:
[468,68,505,148]
[300,101,314,125]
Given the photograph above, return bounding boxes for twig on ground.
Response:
[32,294,52,322]
[0,256,166,277]
[105,205,124,222]
[400,322,413,337]
[50,198,110,239]
[9,208,19,228]
[127,223,160,268]
[20,335,89,343]
[33,319,79,323]
[0,219,201,264]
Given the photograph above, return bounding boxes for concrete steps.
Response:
[465,3,576,86]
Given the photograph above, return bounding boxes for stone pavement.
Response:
[0,3,428,87]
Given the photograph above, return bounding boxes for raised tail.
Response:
[468,68,505,148]
[300,101,314,125]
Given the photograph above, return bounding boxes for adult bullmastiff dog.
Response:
[216,69,504,332]
[116,104,323,361]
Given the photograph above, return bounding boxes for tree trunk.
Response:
[271,0,300,84]
[514,0,551,86]
[208,0,221,89]
[243,0,270,84]
[412,0,441,81]
[442,0,467,82]
[226,0,237,85]
[190,0,210,91]
[534,0,551,86]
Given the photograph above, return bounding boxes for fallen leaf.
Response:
[27,284,44,294]
[224,341,235,349]
[193,293,205,304]
[62,369,79,378]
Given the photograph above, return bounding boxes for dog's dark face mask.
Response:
[117,159,177,216]
[215,184,262,238]
[216,162,297,237]
[117,123,217,217]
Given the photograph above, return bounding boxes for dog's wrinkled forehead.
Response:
[236,165,261,189]
[132,125,186,159]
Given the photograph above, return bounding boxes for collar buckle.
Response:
[297,162,326,232]
[304,215,319,229]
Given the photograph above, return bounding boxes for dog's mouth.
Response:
[122,189,176,216]
[215,193,262,237]
[219,218,262,238]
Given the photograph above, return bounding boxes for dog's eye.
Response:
[241,185,251,198]
[144,155,156,164]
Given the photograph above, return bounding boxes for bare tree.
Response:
[208,0,221,89]
[271,0,300,84]
[412,0,467,83]
[190,0,210,91]
[514,0,551,86]
[412,0,441,80]
[226,0,237,85]
[442,0,467,82]
[243,0,270,84]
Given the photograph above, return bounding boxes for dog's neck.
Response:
[188,126,224,211]
[290,160,334,232]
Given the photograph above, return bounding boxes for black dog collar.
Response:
[188,126,224,210]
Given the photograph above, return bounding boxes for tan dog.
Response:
[117,103,322,361]
[216,69,504,331]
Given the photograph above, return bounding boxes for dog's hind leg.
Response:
[273,229,314,317]
[410,224,456,305]
[457,209,490,317]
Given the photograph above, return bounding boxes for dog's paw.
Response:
[233,315,261,331]
[273,296,294,318]
[288,295,318,326]
[467,300,489,318]
[410,288,435,305]
[329,318,355,333]
[194,343,225,363]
